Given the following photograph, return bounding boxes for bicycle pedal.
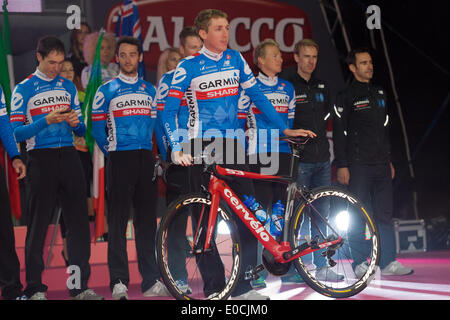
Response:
[244,265,265,280]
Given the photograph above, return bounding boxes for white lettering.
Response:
[143,16,169,52]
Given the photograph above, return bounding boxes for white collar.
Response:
[34,68,55,82]
[257,72,278,86]
[200,46,223,61]
[118,72,138,84]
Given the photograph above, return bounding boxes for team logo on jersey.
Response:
[11,93,24,111]
[0,92,4,104]
[172,67,187,85]
[238,94,251,110]
[158,82,170,99]
[93,91,105,110]
[315,93,324,102]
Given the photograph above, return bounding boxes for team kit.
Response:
[0,8,412,301]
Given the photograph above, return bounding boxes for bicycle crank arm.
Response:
[282,237,343,262]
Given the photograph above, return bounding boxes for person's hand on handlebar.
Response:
[172,150,193,166]
[283,128,317,138]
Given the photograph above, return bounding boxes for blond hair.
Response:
[156,47,181,82]
[83,32,116,65]
[253,38,280,66]
[194,9,228,33]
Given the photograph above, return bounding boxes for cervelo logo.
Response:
[93,91,105,110]
[172,67,187,85]
[105,0,313,70]
[223,188,270,242]
[11,93,24,111]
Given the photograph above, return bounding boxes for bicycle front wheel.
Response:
[157,193,242,300]
[289,186,380,298]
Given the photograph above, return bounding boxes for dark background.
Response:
[327,0,450,224]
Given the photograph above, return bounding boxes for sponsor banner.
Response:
[105,0,312,71]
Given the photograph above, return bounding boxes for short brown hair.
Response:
[116,36,142,55]
[253,39,279,66]
[194,9,228,33]
[294,39,319,55]
[179,26,201,46]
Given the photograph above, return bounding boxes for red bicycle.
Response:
[156,137,380,300]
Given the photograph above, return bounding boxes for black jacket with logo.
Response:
[283,72,332,163]
[333,79,391,167]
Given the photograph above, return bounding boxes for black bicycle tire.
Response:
[156,192,242,300]
[288,186,380,298]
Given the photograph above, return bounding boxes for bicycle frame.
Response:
[200,165,343,264]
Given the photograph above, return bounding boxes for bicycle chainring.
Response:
[262,248,291,276]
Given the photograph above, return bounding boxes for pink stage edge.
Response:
[11,223,450,300]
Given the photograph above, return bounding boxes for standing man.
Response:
[239,39,296,288]
[154,26,203,295]
[162,9,313,300]
[280,39,343,282]
[91,36,169,300]
[0,85,27,300]
[10,36,102,300]
[333,48,413,277]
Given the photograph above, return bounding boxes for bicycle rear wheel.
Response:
[157,193,242,300]
[289,186,380,298]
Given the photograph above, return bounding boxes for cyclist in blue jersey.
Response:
[91,36,169,300]
[0,85,27,300]
[238,39,296,288]
[10,36,102,300]
[155,26,203,295]
[162,9,315,300]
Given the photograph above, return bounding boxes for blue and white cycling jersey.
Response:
[91,73,157,155]
[241,73,295,154]
[154,69,189,161]
[162,46,288,152]
[0,85,20,159]
[10,69,85,151]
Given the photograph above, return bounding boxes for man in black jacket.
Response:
[333,48,413,277]
[280,39,342,284]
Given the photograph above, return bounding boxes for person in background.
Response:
[333,48,413,277]
[280,39,343,284]
[156,47,182,83]
[238,39,296,288]
[0,84,27,300]
[81,31,118,90]
[68,22,91,91]
[58,58,94,266]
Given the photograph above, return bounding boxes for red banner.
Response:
[105,0,313,71]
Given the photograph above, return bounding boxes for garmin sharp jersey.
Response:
[91,73,157,155]
[162,46,288,152]
[155,69,189,161]
[0,85,20,159]
[242,73,295,154]
[10,69,85,151]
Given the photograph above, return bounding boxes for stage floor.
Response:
[11,223,450,300]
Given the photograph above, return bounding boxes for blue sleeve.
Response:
[237,89,251,130]
[288,83,295,129]
[0,87,20,159]
[236,52,288,132]
[155,76,170,160]
[68,82,86,137]
[91,86,109,156]
[162,60,193,152]
[10,83,49,142]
